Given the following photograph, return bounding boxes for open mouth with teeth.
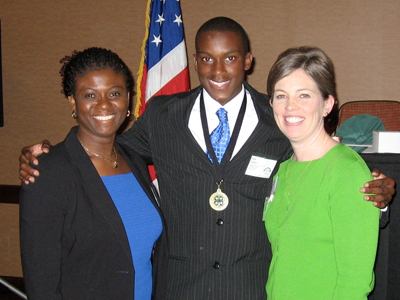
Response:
[285,117,304,124]
[94,115,115,121]
[210,80,230,88]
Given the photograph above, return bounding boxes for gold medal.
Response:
[209,182,229,211]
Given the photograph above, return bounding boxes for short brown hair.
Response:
[267,46,339,134]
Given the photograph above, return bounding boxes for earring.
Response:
[71,111,77,119]
[126,110,131,117]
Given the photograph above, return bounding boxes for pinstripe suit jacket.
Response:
[118,82,292,299]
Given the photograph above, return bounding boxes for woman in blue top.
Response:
[20,47,168,300]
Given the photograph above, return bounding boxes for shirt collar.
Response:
[202,85,245,115]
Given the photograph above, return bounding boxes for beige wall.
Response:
[0,203,22,276]
[1,0,399,184]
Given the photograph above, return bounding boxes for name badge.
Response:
[245,155,277,178]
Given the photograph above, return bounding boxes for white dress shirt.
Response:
[188,85,259,159]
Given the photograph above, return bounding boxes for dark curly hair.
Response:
[59,47,134,98]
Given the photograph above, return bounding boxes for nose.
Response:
[213,60,226,75]
[97,94,112,109]
[285,97,298,111]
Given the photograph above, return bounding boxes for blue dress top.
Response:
[102,172,163,300]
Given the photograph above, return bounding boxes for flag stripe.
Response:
[146,40,188,101]
[151,67,190,99]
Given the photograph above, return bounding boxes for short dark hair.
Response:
[267,46,339,134]
[195,17,250,53]
[59,47,134,98]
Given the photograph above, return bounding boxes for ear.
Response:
[269,98,273,107]
[324,95,335,115]
[244,52,253,71]
[68,96,76,112]
[193,54,198,72]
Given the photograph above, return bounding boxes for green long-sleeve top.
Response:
[264,144,379,299]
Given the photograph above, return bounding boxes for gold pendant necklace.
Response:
[80,143,118,168]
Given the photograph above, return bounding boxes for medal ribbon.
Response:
[200,90,247,182]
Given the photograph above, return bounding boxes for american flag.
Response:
[135,0,190,180]
[135,0,190,118]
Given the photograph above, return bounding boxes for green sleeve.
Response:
[329,159,379,299]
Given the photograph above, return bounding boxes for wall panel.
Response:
[0,0,399,184]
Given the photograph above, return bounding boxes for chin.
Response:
[283,130,302,140]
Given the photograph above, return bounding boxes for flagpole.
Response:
[135,0,152,119]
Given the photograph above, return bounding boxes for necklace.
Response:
[285,159,312,196]
[80,142,118,168]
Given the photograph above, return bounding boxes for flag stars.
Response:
[156,13,165,25]
[151,34,162,47]
[174,14,183,26]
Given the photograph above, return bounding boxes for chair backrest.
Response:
[338,100,400,131]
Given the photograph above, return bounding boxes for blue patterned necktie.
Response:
[208,108,231,164]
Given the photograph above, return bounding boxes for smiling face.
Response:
[271,69,334,145]
[68,68,129,141]
[193,30,253,106]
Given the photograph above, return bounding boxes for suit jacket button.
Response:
[213,262,220,269]
[216,218,224,226]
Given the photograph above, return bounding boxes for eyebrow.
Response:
[274,88,315,93]
[80,85,126,91]
[197,49,241,56]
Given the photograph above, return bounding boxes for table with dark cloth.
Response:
[361,153,400,300]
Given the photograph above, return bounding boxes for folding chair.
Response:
[338,100,400,131]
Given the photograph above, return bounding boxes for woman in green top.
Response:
[264,46,379,299]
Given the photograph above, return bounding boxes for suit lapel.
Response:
[225,82,278,168]
[64,128,133,263]
[162,84,280,171]
[168,87,213,164]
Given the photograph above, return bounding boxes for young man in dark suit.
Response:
[20,17,394,299]
[118,17,293,299]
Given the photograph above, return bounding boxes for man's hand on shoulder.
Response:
[361,169,395,209]
[19,140,51,184]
